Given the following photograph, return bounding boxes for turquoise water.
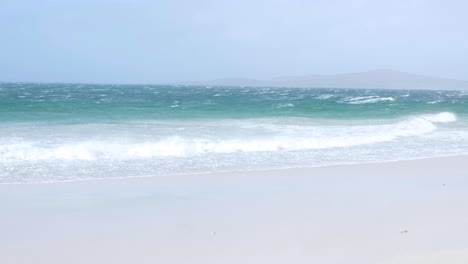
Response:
[1,83,468,183]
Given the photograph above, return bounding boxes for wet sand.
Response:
[1,156,468,264]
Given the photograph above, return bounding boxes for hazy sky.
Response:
[1,0,467,83]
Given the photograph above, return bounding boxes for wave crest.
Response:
[421,112,457,123]
[0,112,456,161]
[340,96,395,104]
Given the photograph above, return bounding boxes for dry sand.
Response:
[1,156,468,264]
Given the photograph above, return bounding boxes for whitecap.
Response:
[340,96,395,104]
[316,94,335,99]
[420,112,457,123]
[0,112,456,161]
[274,103,295,109]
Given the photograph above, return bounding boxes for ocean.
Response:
[1,83,467,184]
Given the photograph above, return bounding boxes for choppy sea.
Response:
[1,83,467,183]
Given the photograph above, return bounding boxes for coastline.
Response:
[2,154,466,185]
[1,155,468,264]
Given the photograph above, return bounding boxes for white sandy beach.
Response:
[1,156,468,264]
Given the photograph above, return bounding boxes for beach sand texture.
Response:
[1,156,467,264]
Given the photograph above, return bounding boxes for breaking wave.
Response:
[0,112,456,161]
[340,96,395,104]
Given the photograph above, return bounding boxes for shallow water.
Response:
[1,83,467,183]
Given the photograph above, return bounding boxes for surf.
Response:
[0,112,457,161]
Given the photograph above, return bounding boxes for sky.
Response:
[1,0,467,83]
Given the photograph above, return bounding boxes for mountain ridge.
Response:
[185,70,468,90]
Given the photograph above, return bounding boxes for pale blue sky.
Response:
[1,0,467,83]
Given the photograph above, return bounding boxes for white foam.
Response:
[0,112,457,161]
[345,96,395,104]
[427,100,443,104]
[316,94,335,99]
[420,112,457,123]
[274,103,295,108]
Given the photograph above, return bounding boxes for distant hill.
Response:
[187,70,468,90]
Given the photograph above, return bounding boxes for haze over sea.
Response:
[1,83,467,184]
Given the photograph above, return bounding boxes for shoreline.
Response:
[1,155,468,264]
[2,154,467,185]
